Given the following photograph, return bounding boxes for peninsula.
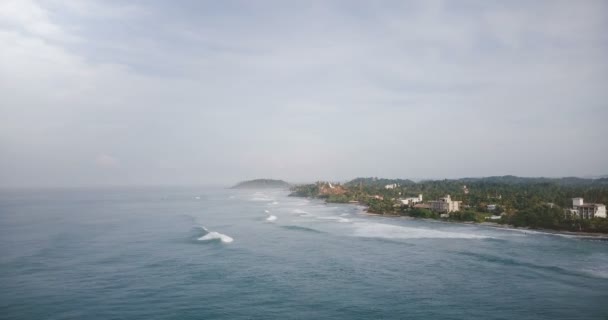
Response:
[231,179,291,189]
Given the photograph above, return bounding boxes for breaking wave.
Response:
[353,222,489,240]
[266,215,277,222]
[196,226,233,243]
[251,197,273,201]
[293,209,312,217]
[317,216,350,223]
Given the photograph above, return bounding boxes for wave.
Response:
[495,227,608,241]
[281,225,323,234]
[459,251,608,280]
[196,226,233,243]
[292,209,314,217]
[316,216,350,223]
[198,231,233,243]
[271,201,279,205]
[264,210,270,213]
[352,222,489,240]
[581,268,608,279]
[266,215,277,222]
[250,197,273,201]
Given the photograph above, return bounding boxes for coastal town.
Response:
[289,176,608,233]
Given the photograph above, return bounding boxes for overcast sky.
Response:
[0,0,607,187]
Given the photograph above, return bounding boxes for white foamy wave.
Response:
[353,222,488,240]
[581,268,608,279]
[316,216,350,223]
[251,197,273,201]
[198,231,234,243]
[266,215,278,222]
[271,201,279,205]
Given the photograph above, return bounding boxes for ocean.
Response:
[1,186,607,319]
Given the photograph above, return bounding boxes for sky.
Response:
[0,0,607,187]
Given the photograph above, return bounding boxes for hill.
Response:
[231,179,290,189]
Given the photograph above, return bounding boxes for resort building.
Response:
[569,198,606,219]
[400,194,423,206]
[429,195,461,213]
[384,183,398,189]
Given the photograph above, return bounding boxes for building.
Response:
[384,183,398,189]
[400,194,423,206]
[429,195,461,213]
[569,198,606,219]
[486,204,497,212]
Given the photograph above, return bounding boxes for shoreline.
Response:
[368,210,608,239]
[313,197,608,239]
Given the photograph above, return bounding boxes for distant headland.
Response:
[231,179,291,189]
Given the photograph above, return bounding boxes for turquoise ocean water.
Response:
[1,187,607,319]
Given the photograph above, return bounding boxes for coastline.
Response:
[315,197,608,240]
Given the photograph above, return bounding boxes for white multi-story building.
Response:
[400,194,423,206]
[429,195,461,213]
[569,197,606,219]
[384,183,398,189]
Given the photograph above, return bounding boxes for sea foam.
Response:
[293,209,311,217]
[266,215,277,222]
[353,222,488,240]
[196,226,233,243]
[198,231,234,243]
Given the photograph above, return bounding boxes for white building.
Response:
[400,194,423,206]
[569,197,606,219]
[429,195,461,213]
[487,204,497,212]
[384,183,398,189]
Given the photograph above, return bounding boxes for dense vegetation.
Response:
[231,179,291,189]
[290,176,608,233]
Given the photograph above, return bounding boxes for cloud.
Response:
[0,0,607,187]
[0,0,77,42]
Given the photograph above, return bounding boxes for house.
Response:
[486,204,497,212]
[384,183,398,189]
[429,195,461,213]
[569,198,606,219]
[400,194,423,206]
